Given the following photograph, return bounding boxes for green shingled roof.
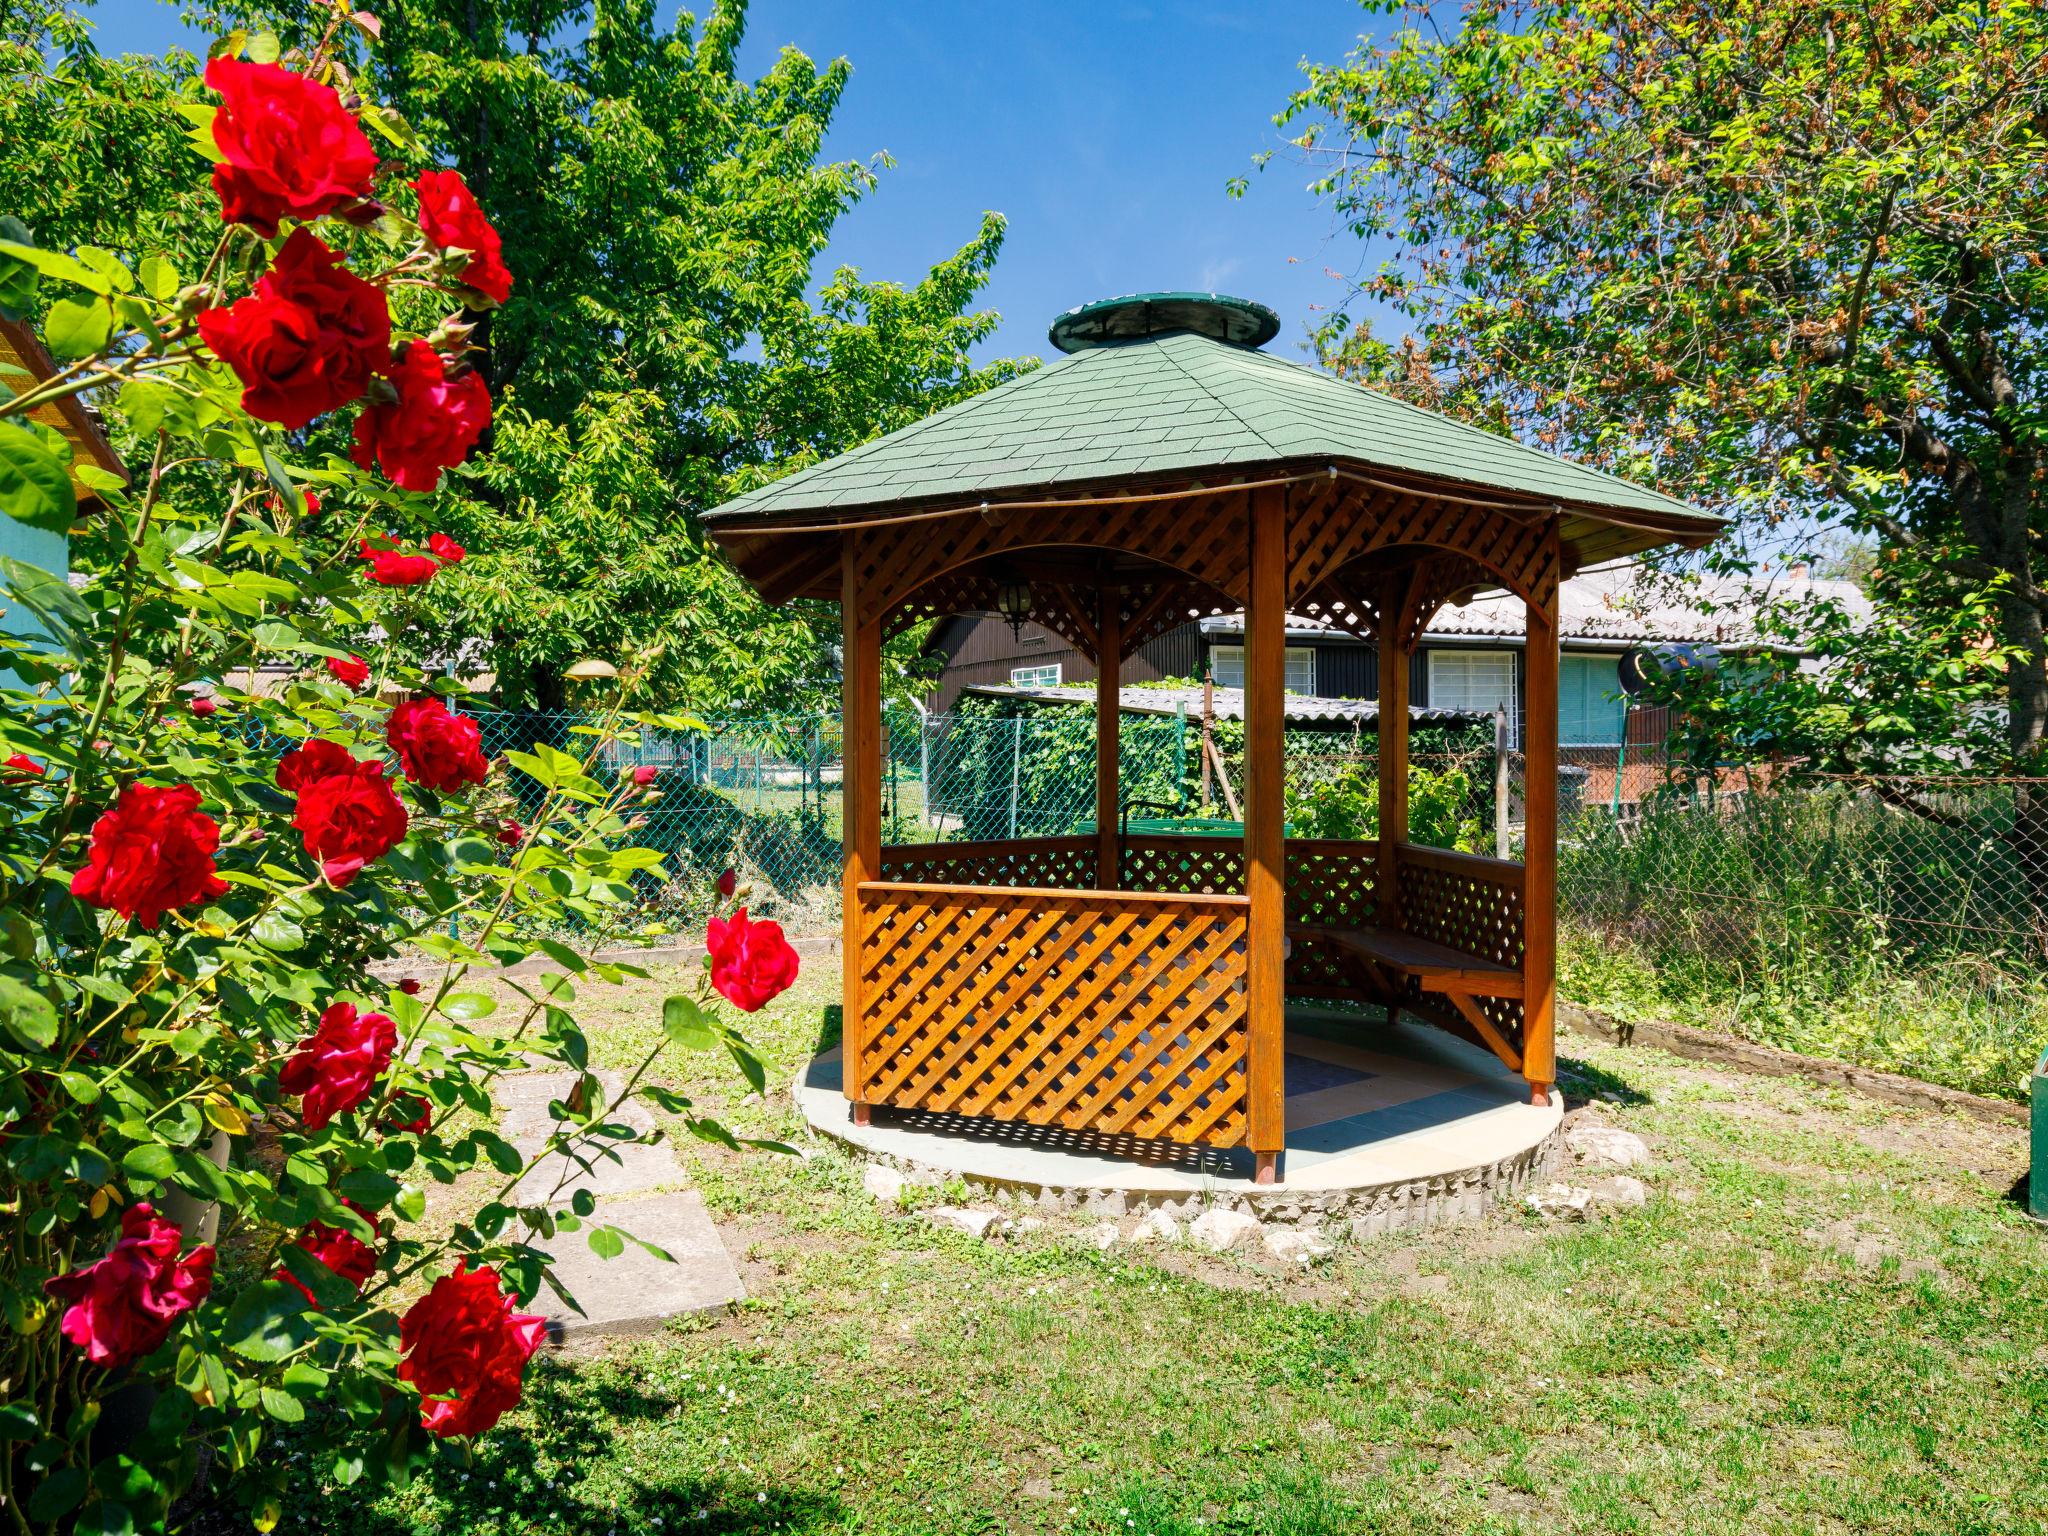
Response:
[705,325,1714,533]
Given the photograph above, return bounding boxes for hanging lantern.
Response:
[995,574,1033,641]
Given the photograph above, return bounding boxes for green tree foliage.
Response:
[2,0,1024,712]
[1273,0,2048,780]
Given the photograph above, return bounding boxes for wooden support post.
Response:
[1522,545,1561,1106]
[841,539,882,1121]
[1095,586,1121,889]
[1244,486,1288,1181]
[1377,571,1412,939]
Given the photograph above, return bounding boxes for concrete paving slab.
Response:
[513,1139,688,1205]
[533,1190,745,1343]
[496,1069,657,1149]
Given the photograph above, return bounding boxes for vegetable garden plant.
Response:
[0,12,799,1531]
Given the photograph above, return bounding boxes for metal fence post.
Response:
[1008,715,1023,839]
[1493,708,1511,859]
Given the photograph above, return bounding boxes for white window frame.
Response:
[1427,649,1520,744]
[1008,663,1062,689]
[1209,645,1316,694]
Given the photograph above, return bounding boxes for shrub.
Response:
[0,24,796,1529]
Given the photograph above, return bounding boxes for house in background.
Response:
[925,562,1870,805]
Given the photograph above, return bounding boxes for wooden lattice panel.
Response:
[1119,836,1247,896]
[1395,844,1527,1051]
[1283,840,1381,994]
[879,838,1096,890]
[855,882,1253,1147]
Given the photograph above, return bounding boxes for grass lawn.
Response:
[295,959,2048,1535]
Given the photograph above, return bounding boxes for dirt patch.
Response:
[1802,1218,1946,1284]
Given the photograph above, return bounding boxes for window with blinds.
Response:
[1209,645,1316,694]
[1427,650,1517,741]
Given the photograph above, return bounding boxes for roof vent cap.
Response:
[1049,291,1280,354]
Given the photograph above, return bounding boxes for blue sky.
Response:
[80,0,1390,366]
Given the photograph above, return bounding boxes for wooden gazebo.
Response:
[708,293,1719,1183]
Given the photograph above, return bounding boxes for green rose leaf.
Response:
[137,254,179,302]
[120,1144,177,1183]
[586,1224,624,1260]
[26,1466,86,1522]
[43,297,113,359]
[258,1386,305,1423]
[0,975,57,1051]
[0,422,77,535]
[221,1280,315,1363]
[662,994,714,1050]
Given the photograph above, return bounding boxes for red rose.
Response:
[397,978,422,996]
[496,820,523,847]
[632,765,658,787]
[716,867,737,899]
[5,753,44,776]
[189,695,218,717]
[351,341,491,493]
[276,1202,377,1307]
[206,57,378,236]
[358,539,443,586]
[70,782,230,928]
[385,697,488,793]
[196,229,391,429]
[326,654,371,690]
[44,1204,215,1368]
[705,907,800,1013]
[279,739,409,885]
[397,1260,546,1437]
[412,170,512,306]
[279,1000,398,1130]
[427,532,466,563]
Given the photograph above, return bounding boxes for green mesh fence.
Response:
[473,708,1499,936]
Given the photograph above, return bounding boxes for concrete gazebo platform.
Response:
[796,1008,1562,1225]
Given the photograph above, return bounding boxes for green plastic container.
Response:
[2033,1047,2048,1222]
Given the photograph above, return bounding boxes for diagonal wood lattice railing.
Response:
[854,880,1253,1147]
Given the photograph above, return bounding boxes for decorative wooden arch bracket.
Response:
[859,471,1565,664]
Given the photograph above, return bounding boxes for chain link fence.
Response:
[480,705,2048,1095]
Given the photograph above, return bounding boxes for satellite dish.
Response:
[1617,642,1721,697]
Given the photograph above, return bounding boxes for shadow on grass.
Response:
[816,1003,842,1056]
[1555,1051,1654,1106]
[281,1355,847,1536]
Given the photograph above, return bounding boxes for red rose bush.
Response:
[0,26,778,1524]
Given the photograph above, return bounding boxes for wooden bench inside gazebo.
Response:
[708,293,1719,1183]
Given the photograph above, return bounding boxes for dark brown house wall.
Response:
[924,615,1203,711]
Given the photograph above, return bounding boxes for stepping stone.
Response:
[530,1190,746,1343]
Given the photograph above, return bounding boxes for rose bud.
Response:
[716,868,737,899]
[189,695,219,716]
[632,765,658,787]
[397,978,422,996]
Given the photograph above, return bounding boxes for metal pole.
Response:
[1493,708,1511,860]
[1009,714,1023,838]
[1612,705,1628,815]
[919,715,931,836]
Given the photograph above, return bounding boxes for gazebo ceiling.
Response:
[706,293,1722,604]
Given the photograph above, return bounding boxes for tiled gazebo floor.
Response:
[796,1008,1562,1219]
